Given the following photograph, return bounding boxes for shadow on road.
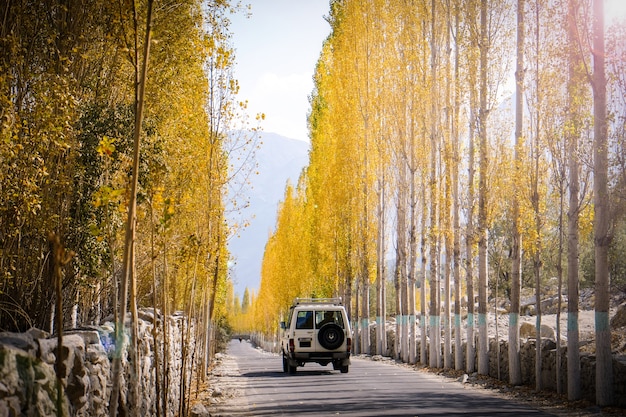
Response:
[240,369,336,378]
[209,340,559,416]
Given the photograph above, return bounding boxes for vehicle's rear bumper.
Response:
[290,351,351,365]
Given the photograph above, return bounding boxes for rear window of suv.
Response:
[294,309,346,330]
[295,310,314,329]
[315,310,344,329]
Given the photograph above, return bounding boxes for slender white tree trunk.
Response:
[452,1,463,372]
[376,177,386,356]
[420,183,428,365]
[509,0,524,387]
[466,99,476,374]
[592,0,613,406]
[428,0,441,370]
[409,156,418,364]
[566,0,581,400]
[110,1,153,415]
[400,164,409,363]
[477,0,490,376]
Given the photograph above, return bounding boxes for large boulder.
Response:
[611,303,626,328]
[519,322,555,340]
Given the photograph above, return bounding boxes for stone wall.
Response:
[0,310,196,417]
[485,338,626,408]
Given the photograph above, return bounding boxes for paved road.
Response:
[208,339,557,416]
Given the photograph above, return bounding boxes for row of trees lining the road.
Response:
[1,0,259,414]
[242,0,626,407]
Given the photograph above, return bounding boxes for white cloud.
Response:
[229,1,329,142]
[606,0,626,25]
[247,72,313,141]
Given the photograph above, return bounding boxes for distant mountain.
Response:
[227,132,309,298]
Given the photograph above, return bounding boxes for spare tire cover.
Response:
[318,323,344,350]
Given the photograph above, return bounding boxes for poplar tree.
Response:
[566,0,582,400]
[592,0,613,406]
[428,0,442,369]
[109,0,153,414]
[509,0,524,386]
[464,0,480,373]
[477,0,490,376]
[451,0,464,372]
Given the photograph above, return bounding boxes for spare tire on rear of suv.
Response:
[317,323,344,350]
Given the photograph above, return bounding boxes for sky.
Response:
[228,1,332,142]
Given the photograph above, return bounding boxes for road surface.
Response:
[208,339,557,416]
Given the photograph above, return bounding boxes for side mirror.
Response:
[280,321,286,330]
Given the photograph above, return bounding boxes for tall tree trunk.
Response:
[452,0,463,372]
[394,215,403,360]
[361,265,370,355]
[161,232,170,416]
[509,0,524,387]
[443,235,451,369]
[149,206,161,417]
[409,128,418,364]
[110,1,153,415]
[442,0,452,370]
[345,260,353,341]
[477,0,490,376]
[566,0,581,401]
[355,263,361,355]
[508,0,525,385]
[361,127,371,355]
[466,87,476,374]
[381,251,387,356]
[398,159,409,362]
[592,0,613,406]
[534,242,543,391]
[429,0,441,370]
[201,286,211,380]
[376,175,386,356]
[556,170,564,395]
[106,200,118,330]
[532,0,543,392]
[179,250,199,417]
[50,233,74,417]
[420,180,428,365]
[129,243,140,414]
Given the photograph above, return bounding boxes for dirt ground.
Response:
[416,363,626,417]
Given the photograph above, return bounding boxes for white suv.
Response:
[280,297,352,374]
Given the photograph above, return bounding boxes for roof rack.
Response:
[293,297,343,306]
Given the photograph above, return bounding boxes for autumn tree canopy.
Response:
[0,0,259,339]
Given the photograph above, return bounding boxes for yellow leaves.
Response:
[151,186,165,208]
[88,223,105,242]
[579,202,595,241]
[96,136,116,157]
[229,79,239,95]
[214,45,233,69]
[92,185,124,209]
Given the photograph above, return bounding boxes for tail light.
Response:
[347,337,352,352]
[289,338,295,353]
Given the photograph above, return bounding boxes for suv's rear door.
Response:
[314,309,346,351]
[293,309,315,352]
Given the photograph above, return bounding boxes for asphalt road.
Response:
[208,339,557,417]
